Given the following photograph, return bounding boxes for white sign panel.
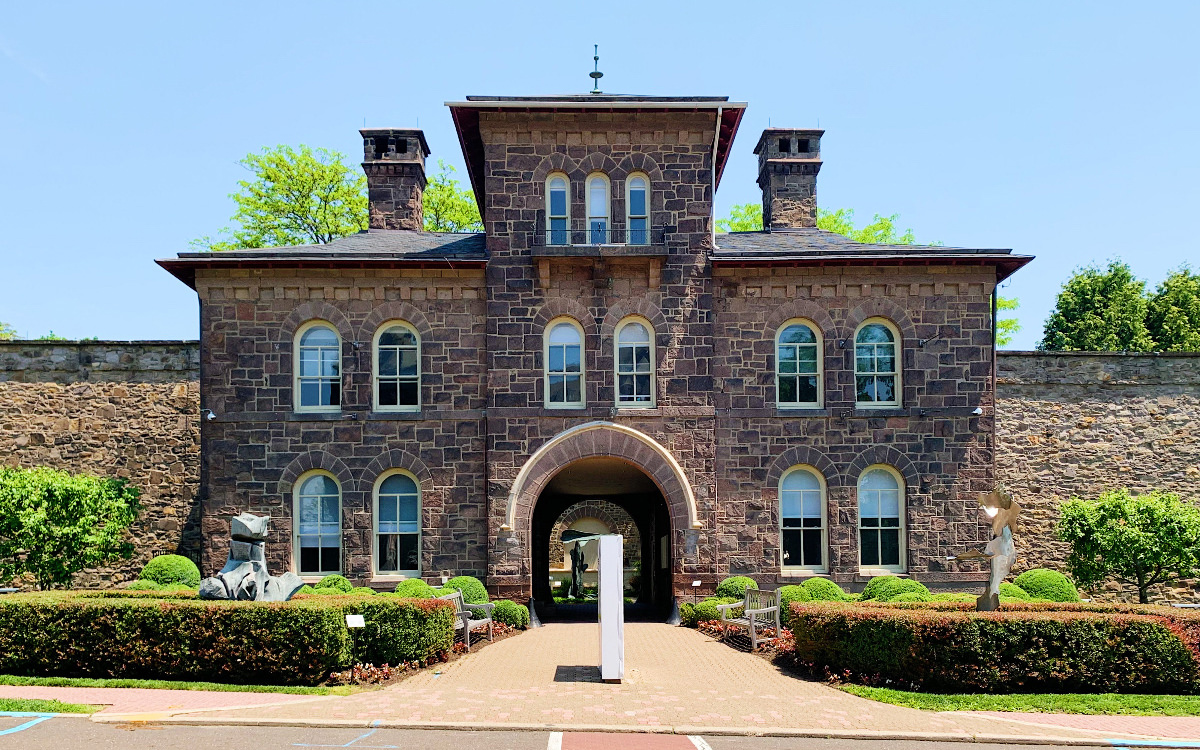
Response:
[597,534,625,683]
[345,614,365,628]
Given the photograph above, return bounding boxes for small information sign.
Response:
[345,614,365,628]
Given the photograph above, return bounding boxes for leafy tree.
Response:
[715,202,763,232]
[1058,489,1200,604]
[423,160,483,232]
[0,322,15,341]
[0,466,142,590]
[1147,267,1200,352]
[193,145,367,251]
[996,296,1021,347]
[1040,261,1155,352]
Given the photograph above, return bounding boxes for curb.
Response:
[88,714,1121,745]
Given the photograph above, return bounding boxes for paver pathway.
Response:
[970,711,1200,740]
[172,623,1117,740]
[0,685,322,716]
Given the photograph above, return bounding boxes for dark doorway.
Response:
[531,457,673,622]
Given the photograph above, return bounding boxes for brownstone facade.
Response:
[159,93,1031,607]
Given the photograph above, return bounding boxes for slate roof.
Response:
[157,230,487,289]
[712,228,1032,282]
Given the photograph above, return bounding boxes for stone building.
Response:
[158,93,1032,614]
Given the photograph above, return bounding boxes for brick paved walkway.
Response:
[971,711,1200,740]
[172,623,1118,740]
[0,685,321,716]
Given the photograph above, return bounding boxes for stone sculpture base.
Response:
[976,592,1000,612]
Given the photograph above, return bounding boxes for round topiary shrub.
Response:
[492,599,530,628]
[314,574,353,593]
[800,577,847,601]
[778,584,811,628]
[139,554,201,588]
[998,582,1030,600]
[891,591,931,603]
[715,576,758,599]
[350,586,377,596]
[861,576,930,602]
[445,575,489,604]
[682,597,739,626]
[394,578,436,598]
[126,579,162,591]
[1014,568,1080,603]
[294,584,316,596]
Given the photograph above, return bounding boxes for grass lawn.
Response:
[0,675,353,696]
[841,685,1200,716]
[0,697,99,714]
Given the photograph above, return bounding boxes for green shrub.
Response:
[892,591,931,603]
[680,597,739,627]
[861,576,931,602]
[126,580,162,591]
[788,602,1200,693]
[715,576,758,599]
[1014,568,1080,603]
[999,582,1030,600]
[294,585,316,596]
[349,587,376,596]
[778,585,810,628]
[801,577,847,601]
[0,593,454,685]
[930,592,978,603]
[314,574,353,593]
[160,583,197,593]
[139,555,201,588]
[492,599,530,628]
[444,576,488,604]
[394,579,436,598]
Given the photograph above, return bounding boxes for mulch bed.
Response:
[326,622,524,689]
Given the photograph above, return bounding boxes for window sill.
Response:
[780,569,829,578]
[543,405,588,412]
[853,407,907,417]
[777,407,830,417]
[370,575,422,584]
[289,411,344,421]
[366,411,426,421]
[299,575,338,584]
[858,568,908,577]
[613,406,658,415]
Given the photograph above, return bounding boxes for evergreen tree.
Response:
[1040,261,1155,352]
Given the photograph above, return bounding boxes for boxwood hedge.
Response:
[0,592,454,685]
[788,601,1200,694]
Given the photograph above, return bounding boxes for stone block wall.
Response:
[0,341,201,588]
[995,351,1200,602]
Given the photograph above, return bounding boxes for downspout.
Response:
[990,283,999,486]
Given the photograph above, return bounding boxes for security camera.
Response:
[971,407,984,416]
[201,409,217,421]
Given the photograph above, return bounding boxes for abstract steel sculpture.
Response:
[952,490,1020,611]
[198,512,304,602]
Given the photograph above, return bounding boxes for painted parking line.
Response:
[0,712,55,736]
[1108,742,1200,749]
[293,727,397,748]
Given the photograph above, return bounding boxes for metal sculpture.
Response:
[198,512,304,602]
[952,490,1021,611]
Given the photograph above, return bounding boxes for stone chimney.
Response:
[754,128,823,229]
[361,128,430,230]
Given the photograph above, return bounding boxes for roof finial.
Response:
[589,44,603,94]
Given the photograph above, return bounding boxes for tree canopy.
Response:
[1040,261,1155,351]
[0,322,15,341]
[1147,267,1200,352]
[1058,489,1200,604]
[423,160,483,233]
[193,145,368,251]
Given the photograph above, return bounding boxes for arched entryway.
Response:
[531,457,673,620]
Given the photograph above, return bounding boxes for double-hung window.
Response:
[295,472,341,575]
[587,174,609,244]
[374,323,420,411]
[855,319,900,406]
[545,319,584,407]
[859,467,904,570]
[777,321,821,407]
[616,319,654,406]
[781,467,826,571]
[547,175,569,246]
[376,472,420,575]
[296,323,340,411]
[627,175,648,244]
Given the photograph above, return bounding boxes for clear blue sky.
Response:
[2,1,1197,349]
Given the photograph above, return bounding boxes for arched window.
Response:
[615,318,654,407]
[780,466,826,571]
[855,319,901,407]
[626,174,649,245]
[375,471,420,576]
[547,174,569,246]
[295,322,341,412]
[545,318,585,408]
[295,471,341,575]
[776,320,822,408]
[587,173,609,244]
[858,466,905,571]
[374,321,420,411]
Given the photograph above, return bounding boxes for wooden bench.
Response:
[438,589,494,652]
[716,588,781,650]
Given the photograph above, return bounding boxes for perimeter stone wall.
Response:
[0,341,201,588]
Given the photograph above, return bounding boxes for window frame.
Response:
[372,469,422,578]
[293,469,342,577]
[543,316,586,409]
[614,316,656,409]
[775,318,824,409]
[586,172,610,245]
[853,317,902,408]
[372,320,421,413]
[856,464,907,574]
[293,320,342,414]
[625,173,650,245]
[779,465,828,574]
[546,172,570,246]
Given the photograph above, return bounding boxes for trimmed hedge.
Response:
[492,599,530,628]
[778,585,810,628]
[680,597,739,628]
[801,577,847,601]
[861,576,931,602]
[0,592,455,685]
[998,582,1030,600]
[715,576,758,599]
[788,601,1200,693]
[394,579,436,598]
[1014,568,1080,602]
[444,576,488,604]
[139,555,201,588]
